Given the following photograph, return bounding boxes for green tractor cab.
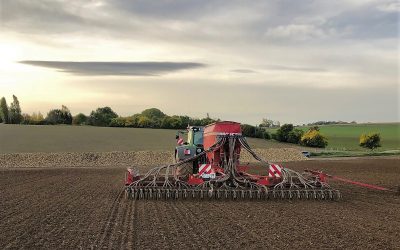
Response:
[175,126,206,173]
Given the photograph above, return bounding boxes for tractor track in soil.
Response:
[95,189,124,248]
[1,158,399,249]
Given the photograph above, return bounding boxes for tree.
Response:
[124,116,137,127]
[241,124,256,137]
[9,95,22,124]
[359,133,381,150]
[137,115,151,127]
[260,118,274,128]
[72,113,88,125]
[141,108,166,119]
[46,105,73,125]
[88,107,118,126]
[21,113,31,124]
[287,129,304,144]
[161,116,183,129]
[1,97,9,123]
[178,115,190,128]
[255,128,270,139]
[241,124,269,139]
[20,112,45,125]
[140,108,166,128]
[31,112,44,123]
[0,97,4,123]
[200,117,216,126]
[190,118,203,126]
[300,129,328,148]
[274,124,294,142]
[109,117,127,127]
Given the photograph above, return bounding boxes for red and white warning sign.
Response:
[184,149,191,155]
[177,138,184,145]
[198,164,216,179]
[268,164,283,178]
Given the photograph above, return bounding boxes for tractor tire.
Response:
[175,154,193,177]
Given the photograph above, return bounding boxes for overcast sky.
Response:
[0,0,399,124]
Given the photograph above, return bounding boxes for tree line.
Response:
[0,95,269,139]
[272,124,381,149]
[272,124,328,148]
[1,95,379,149]
[0,95,23,124]
[307,120,357,126]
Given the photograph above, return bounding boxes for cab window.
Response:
[193,131,203,145]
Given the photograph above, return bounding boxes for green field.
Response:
[267,123,400,151]
[0,124,291,153]
[1,123,398,154]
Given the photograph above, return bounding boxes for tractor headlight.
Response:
[196,148,202,153]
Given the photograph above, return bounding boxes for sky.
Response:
[0,0,399,125]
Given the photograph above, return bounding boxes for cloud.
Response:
[377,1,400,12]
[2,1,398,123]
[1,0,86,32]
[19,61,206,76]
[324,2,398,39]
[264,24,327,41]
[266,65,327,72]
[231,69,257,73]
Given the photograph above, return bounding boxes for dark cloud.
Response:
[231,69,257,73]
[1,0,86,32]
[110,0,219,20]
[19,61,206,76]
[325,3,398,39]
[2,0,397,42]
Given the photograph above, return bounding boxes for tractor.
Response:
[174,126,206,174]
[125,121,398,200]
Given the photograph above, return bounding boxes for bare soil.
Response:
[1,158,399,249]
[0,148,306,168]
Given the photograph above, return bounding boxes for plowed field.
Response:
[1,158,399,249]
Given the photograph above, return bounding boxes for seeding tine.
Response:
[336,190,342,200]
[231,190,236,199]
[127,187,340,201]
[207,190,213,199]
[157,190,161,200]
